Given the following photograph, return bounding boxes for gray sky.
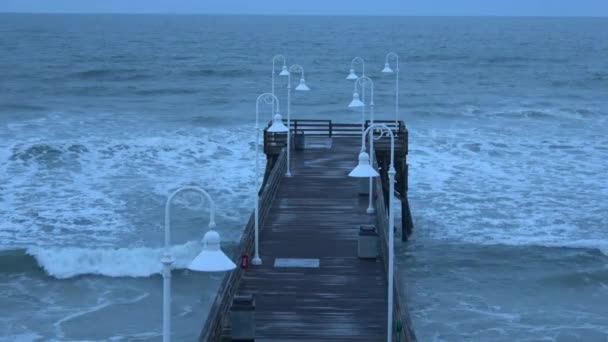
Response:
[1,0,607,16]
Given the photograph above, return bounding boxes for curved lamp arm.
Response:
[361,123,394,167]
[351,56,366,75]
[272,54,287,72]
[385,52,399,70]
[289,64,305,79]
[354,76,374,105]
[256,93,280,128]
[164,186,216,249]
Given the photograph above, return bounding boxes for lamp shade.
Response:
[382,63,394,73]
[268,113,289,133]
[295,78,310,91]
[348,92,365,108]
[346,68,358,80]
[188,230,236,272]
[349,152,379,178]
[279,65,290,76]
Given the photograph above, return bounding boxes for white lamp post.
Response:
[286,64,310,177]
[382,52,400,125]
[348,124,396,342]
[253,93,287,266]
[162,186,236,342]
[346,56,367,133]
[349,75,375,131]
[348,76,376,214]
[272,55,289,97]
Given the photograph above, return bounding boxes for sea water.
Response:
[1,15,607,341]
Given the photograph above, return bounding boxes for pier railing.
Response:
[374,172,418,342]
[199,148,287,342]
[290,119,402,136]
[264,119,407,165]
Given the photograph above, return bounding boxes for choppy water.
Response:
[1,14,607,341]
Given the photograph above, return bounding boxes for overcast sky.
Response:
[1,0,607,16]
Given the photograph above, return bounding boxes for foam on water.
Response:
[408,107,608,255]
[52,291,150,339]
[27,241,206,278]
[0,113,259,248]
[400,103,608,341]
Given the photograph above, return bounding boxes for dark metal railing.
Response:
[264,120,407,150]
[290,119,405,138]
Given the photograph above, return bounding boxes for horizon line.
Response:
[0,12,607,18]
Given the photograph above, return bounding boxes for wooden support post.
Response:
[402,197,414,240]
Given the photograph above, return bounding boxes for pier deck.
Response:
[239,138,387,341]
[201,120,415,342]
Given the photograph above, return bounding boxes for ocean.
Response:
[0,14,607,341]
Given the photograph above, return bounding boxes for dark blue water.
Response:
[1,14,607,341]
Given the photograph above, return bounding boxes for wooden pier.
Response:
[200,120,416,341]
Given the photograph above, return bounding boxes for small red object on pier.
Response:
[241,254,249,270]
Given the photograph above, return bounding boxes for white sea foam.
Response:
[408,119,608,255]
[52,292,150,339]
[27,241,207,278]
[473,105,605,122]
[0,113,259,249]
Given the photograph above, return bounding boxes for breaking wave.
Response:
[0,241,223,279]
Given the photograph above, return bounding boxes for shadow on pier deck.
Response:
[200,120,416,342]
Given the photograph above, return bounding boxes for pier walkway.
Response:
[200,120,416,342]
[238,137,386,341]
